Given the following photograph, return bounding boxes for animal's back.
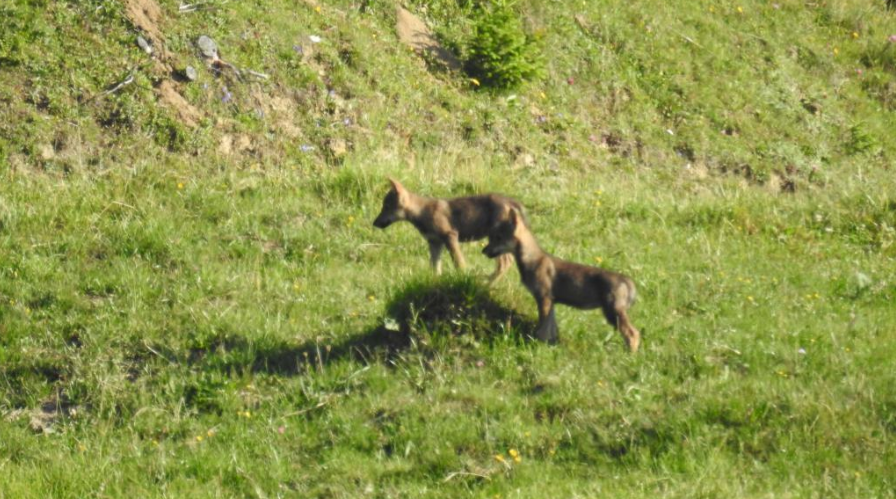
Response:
[448,194,518,241]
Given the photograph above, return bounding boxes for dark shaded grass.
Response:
[191,275,537,377]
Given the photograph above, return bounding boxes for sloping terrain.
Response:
[1,1,895,497]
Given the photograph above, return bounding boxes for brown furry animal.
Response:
[373,179,520,283]
[483,207,641,351]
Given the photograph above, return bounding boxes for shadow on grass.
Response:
[197,276,536,376]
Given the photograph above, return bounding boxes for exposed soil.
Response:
[395,7,461,71]
[156,80,201,127]
[124,0,164,44]
[124,0,204,128]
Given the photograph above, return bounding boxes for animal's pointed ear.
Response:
[389,178,410,204]
[388,178,405,194]
[510,207,523,227]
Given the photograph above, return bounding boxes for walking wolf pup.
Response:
[373,179,519,283]
[482,207,641,351]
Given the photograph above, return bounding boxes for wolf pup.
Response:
[373,178,519,283]
[482,207,641,351]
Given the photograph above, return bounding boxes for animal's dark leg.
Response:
[428,241,444,275]
[536,297,559,344]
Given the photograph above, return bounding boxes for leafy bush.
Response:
[464,2,542,90]
[846,123,880,156]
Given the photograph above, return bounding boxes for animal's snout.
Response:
[372,216,391,229]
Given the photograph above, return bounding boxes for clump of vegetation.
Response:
[464,2,542,90]
[846,123,880,156]
[384,275,534,342]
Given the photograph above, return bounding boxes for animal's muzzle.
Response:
[372,216,392,229]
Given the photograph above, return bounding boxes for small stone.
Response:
[184,66,198,81]
[197,35,219,59]
[137,35,153,55]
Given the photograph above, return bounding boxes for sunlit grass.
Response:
[1,0,895,497]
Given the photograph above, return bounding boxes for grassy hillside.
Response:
[1,0,895,497]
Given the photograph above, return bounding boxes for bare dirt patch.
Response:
[266,95,304,138]
[395,7,461,71]
[218,134,254,156]
[4,394,82,434]
[248,90,304,139]
[156,80,201,127]
[124,0,164,43]
[218,134,233,155]
[123,0,205,128]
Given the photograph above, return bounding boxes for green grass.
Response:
[1,0,895,497]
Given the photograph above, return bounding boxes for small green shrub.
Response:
[846,123,880,156]
[464,2,542,90]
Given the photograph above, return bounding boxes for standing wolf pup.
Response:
[373,179,519,283]
[483,207,641,352]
